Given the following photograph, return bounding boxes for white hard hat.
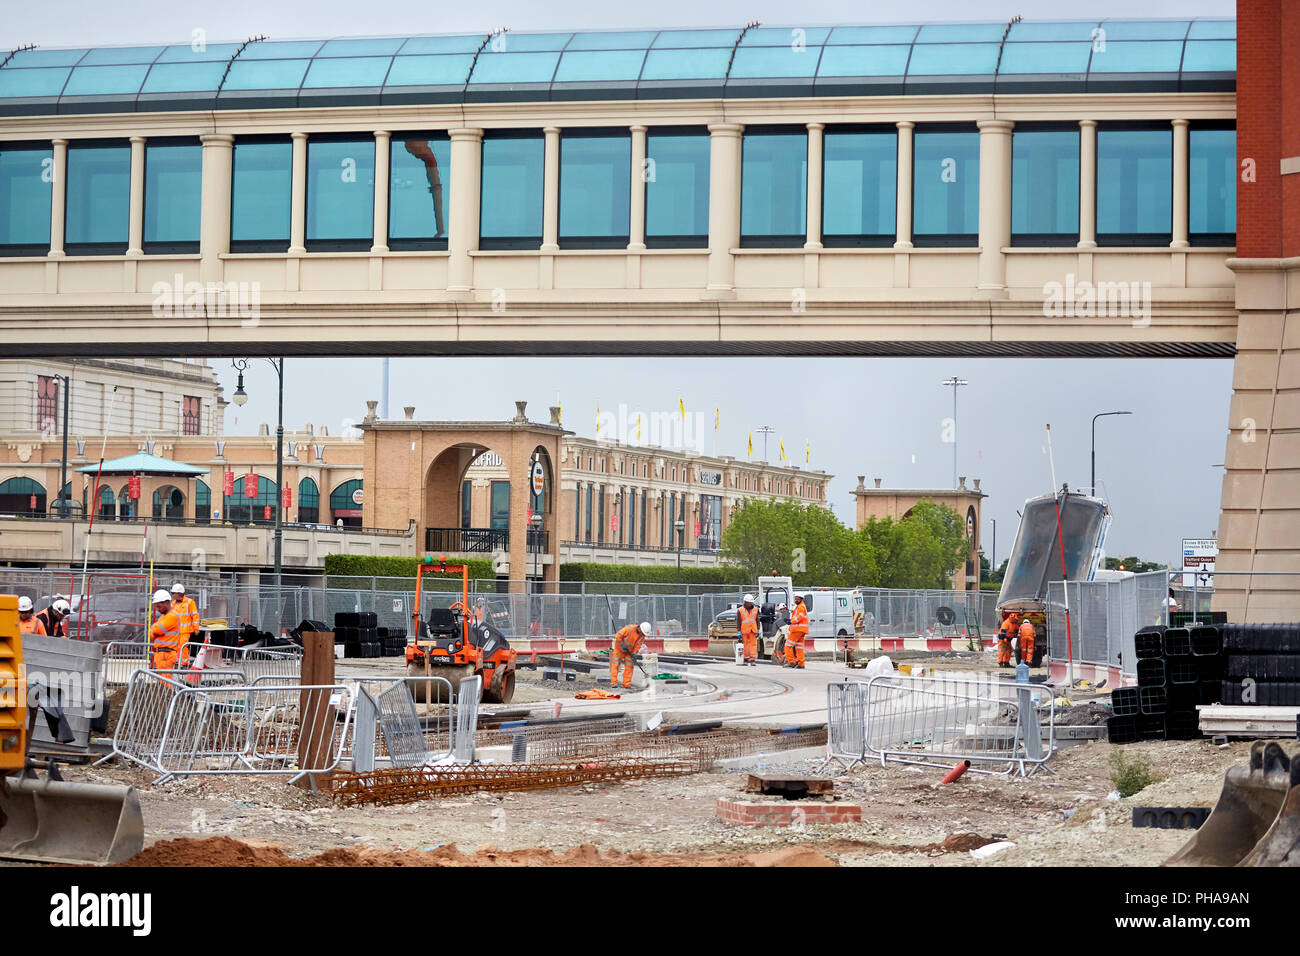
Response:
[152,589,172,604]
[777,602,787,610]
[170,582,185,594]
[639,621,652,634]
[53,599,71,614]
[17,596,33,612]
[743,593,754,603]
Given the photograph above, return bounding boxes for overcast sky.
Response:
[9,0,1237,566]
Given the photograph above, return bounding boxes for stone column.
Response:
[706,123,743,294]
[371,130,391,253]
[289,132,308,254]
[805,122,824,249]
[1078,120,1097,249]
[447,128,483,294]
[629,125,647,251]
[894,121,914,249]
[49,139,67,257]
[976,119,1014,295]
[127,136,146,256]
[199,133,234,285]
[1171,118,1190,248]
[541,126,561,252]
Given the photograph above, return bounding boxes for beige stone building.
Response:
[852,476,986,590]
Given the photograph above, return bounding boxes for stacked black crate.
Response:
[1164,626,1201,739]
[334,611,361,658]
[1223,623,1300,705]
[1108,626,1164,744]
[1107,686,1140,744]
[356,611,380,658]
[381,626,407,657]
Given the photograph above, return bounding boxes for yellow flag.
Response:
[779,439,787,462]
[714,405,719,430]
[556,393,562,425]
[805,441,810,464]
[595,399,600,435]
[679,396,686,419]
[636,413,642,441]
[747,433,753,456]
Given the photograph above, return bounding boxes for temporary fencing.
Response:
[184,641,303,684]
[103,669,249,772]
[820,674,1055,777]
[857,588,999,642]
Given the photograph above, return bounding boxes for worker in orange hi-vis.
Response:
[149,590,185,671]
[171,582,199,665]
[17,596,46,635]
[736,594,760,666]
[784,594,809,669]
[610,621,650,689]
[1018,617,1037,667]
[997,615,1017,668]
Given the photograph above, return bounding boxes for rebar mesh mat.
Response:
[527,726,828,767]
[330,758,698,806]
[475,715,638,750]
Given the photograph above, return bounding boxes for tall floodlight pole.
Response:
[756,425,775,461]
[1091,410,1133,497]
[941,377,968,488]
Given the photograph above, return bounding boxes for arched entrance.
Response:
[152,485,185,520]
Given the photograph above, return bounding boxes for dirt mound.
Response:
[121,837,838,867]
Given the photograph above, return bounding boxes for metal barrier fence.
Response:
[184,642,303,684]
[453,676,482,763]
[819,681,868,774]
[857,588,999,641]
[103,669,249,773]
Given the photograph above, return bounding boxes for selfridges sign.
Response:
[699,470,722,486]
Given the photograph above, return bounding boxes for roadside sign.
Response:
[531,461,544,496]
[1181,537,1217,588]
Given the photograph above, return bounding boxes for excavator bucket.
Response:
[0,774,144,865]
[1166,741,1300,867]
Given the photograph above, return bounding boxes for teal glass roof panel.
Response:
[998,41,1092,74]
[565,31,658,50]
[302,56,391,88]
[468,51,561,84]
[729,46,821,79]
[384,53,473,86]
[156,43,241,63]
[816,45,910,77]
[1097,20,1191,40]
[651,30,740,48]
[0,67,71,97]
[494,33,572,52]
[7,48,91,67]
[140,61,228,92]
[79,46,165,66]
[553,49,646,83]
[1188,20,1235,39]
[221,58,312,90]
[397,35,485,55]
[915,23,1006,42]
[63,64,151,95]
[1005,22,1101,41]
[739,27,831,46]
[1181,40,1235,72]
[825,26,919,45]
[238,40,325,59]
[640,48,730,80]
[907,42,1000,75]
[317,38,405,57]
[1087,40,1183,73]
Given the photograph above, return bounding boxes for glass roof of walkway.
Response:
[0,18,1235,115]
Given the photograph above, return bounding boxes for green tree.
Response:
[859,501,970,589]
[720,498,803,583]
[721,498,876,587]
[1105,556,1168,573]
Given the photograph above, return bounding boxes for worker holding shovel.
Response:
[610,621,651,690]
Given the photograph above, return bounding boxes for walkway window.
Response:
[822,126,896,246]
[329,478,363,527]
[195,479,210,524]
[390,134,449,249]
[144,140,201,253]
[298,477,319,524]
[231,475,279,525]
[65,141,130,255]
[1189,125,1236,246]
[231,137,291,252]
[645,129,709,247]
[741,128,806,246]
[560,130,630,248]
[306,136,375,251]
[36,375,58,432]
[152,486,184,520]
[0,476,45,515]
[480,131,544,249]
[597,485,605,544]
[584,483,593,541]
[489,481,510,531]
[574,484,583,538]
[461,479,472,529]
[182,396,200,436]
[1011,126,1079,245]
[1097,125,1171,246]
[0,143,52,254]
[913,127,979,246]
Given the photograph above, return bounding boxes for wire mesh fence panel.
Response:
[105,669,247,773]
[862,673,1053,775]
[453,676,482,763]
[184,642,302,684]
[101,641,152,688]
[372,679,429,768]
[344,675,454,763]
[819,681,868,773]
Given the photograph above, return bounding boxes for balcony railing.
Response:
[562,538,722,555]
[426,527,549,554]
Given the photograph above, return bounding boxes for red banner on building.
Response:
[282,487,292,509]
[244,473,258,499]
[223,471,234,497]
[264,505,273,521]
[127,476,141,500]
[694,521,701,538]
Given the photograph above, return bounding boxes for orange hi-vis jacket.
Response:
[737,605,759,638]
[151,610,185,669]
[173,596,200,643]
[614,624,645,659]
[1019,620,1036,645]
[999,618,1016,640]
[18,615,46,635]
[788,603,809,642]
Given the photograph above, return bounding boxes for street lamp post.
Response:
[1091,410,1133,497]
[674,518,686,584]
[941,376,968,489]
[231,358,286,606]
[755,425,775,461]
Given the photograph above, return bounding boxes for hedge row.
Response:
[323,554,497,580]
[324,553,745,585]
